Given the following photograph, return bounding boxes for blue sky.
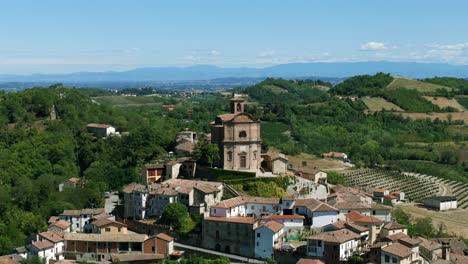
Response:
[1,0,468,73]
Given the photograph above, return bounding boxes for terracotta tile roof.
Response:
[295,198,338,212]
[64,232,148,243]
[231,114,256,123]
[432,238,467,255]
[323,152,347,158]
[86,123,113,129]
[294,167,321,176]
[418,237,441,252]
[68,177,80,183]
[212,196,280,209]
[329,220,346,229]
[217,113,236,121]
[32,240,54,250]
[345,211,383,224]
[155,233,174,242]
[48,216,59,224]
[257,221,284,233]
[381,242,413,258]
[270,153,288,161]
[345,222,369,232]
[385,194,397,199]
[262,214,305,220]
[204,216,258,225]
[383,222,407,230]
[49,220,71,230]
[308,229,360,244]
[122,182,147,193]
[385,232,409,242]
[371,188,386,193]
[328,201,391,211]
[91,218,127,228]
[398,236,422,247]
[39,231,65,243]
[175,140,194,153]
[144,164,165,169]
[111,253,165,262]
[59,208,105,217]
[296,259,325,264]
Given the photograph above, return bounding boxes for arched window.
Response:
[253,150,257,160]
[236,103,242,112]
[239,131,247,138]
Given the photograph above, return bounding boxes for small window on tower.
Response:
[236,103,242,112]
[239,131,247,138]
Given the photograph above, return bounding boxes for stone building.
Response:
[210,97,261,171]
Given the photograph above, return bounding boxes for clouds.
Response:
[257,49,276,57]
[360,42,388,51]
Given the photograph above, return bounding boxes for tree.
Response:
[391,207,411,226]
[327,172,346,185]
[413,217,434,238]
[193,139,220,167]
[160,203,194,234]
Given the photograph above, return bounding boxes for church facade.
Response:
[210,98,262,171]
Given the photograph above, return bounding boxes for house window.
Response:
[372,210,376,215]
[318,241,322,247]
[256,242,259,246]
[239,131,247,138]
[148,169,156,177]
[257,233,261,238]
[216,230,220,239]
[385,255,390,263]
[105,228,111,232]
[392,257,397,263]
[214,209,217,214]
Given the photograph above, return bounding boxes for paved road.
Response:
[174,242,264,263]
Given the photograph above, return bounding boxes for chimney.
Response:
[442,241,450,261]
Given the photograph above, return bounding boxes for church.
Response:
[210,97,262,171]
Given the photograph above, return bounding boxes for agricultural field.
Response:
[400,112,468,123]
[287,152,352,171]
[362,97,403,112]
[387,76,452,93]
[92,95,166,107]
[423,96,465,111]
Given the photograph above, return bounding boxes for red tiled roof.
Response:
[68,177,80,183]
[86,123,113,129]
[156,233,174,242]
[345,211,383,224]
[385,194,397,199]
[204,216,258,225]
[32,240,54,250]
[308,229,360,243]
[91,218,127,228]
[383,222,407,230]
[39,231,65,243]
[296,259,325,264]
[295,199,337,212]
[49,220,71,230]
[212,196,280,209]
[382,242,413,258]
[262,215,305,220]
[257,220,284,233]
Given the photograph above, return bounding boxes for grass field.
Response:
[387,76,452,93]
[423,96,465,111]
[287,152,352,171]
[362,97,403,112]
[93,95,166,106]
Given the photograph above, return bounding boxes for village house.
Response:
[63,232,174,262]
[323,220,370,249]
[86,123,117,138]
[423,196,458,211]
[306,229,361,264]
[58,177,81,192]
[380,222,408,238]
[210,97,262,171]
[165,157,197,179]
[202,216,259,257]
[123,179,223,219]
[90,218,128,234]
[294,198,338,229]
[254,220,285,259]
[142,164,165,184]
[209,196,281,218]
[379,232,423,264]
[293,167,328,184]
[27,231,66,264]
[260,214,304,234]
[260,152,289,175]
[345,211,384,245]
[418,237,443,263]
[58,208,109,233]
[48,217,71,232]
[322,152,348,162]
[327,200,392,222]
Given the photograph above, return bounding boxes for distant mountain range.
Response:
[0,61,467,89]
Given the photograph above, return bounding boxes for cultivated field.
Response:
[423,96,465,111]
[400,112,468,123]
[288,152,352,171]
[387,77,452,93]
[362,97,403,112]
[396,204,468,238]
